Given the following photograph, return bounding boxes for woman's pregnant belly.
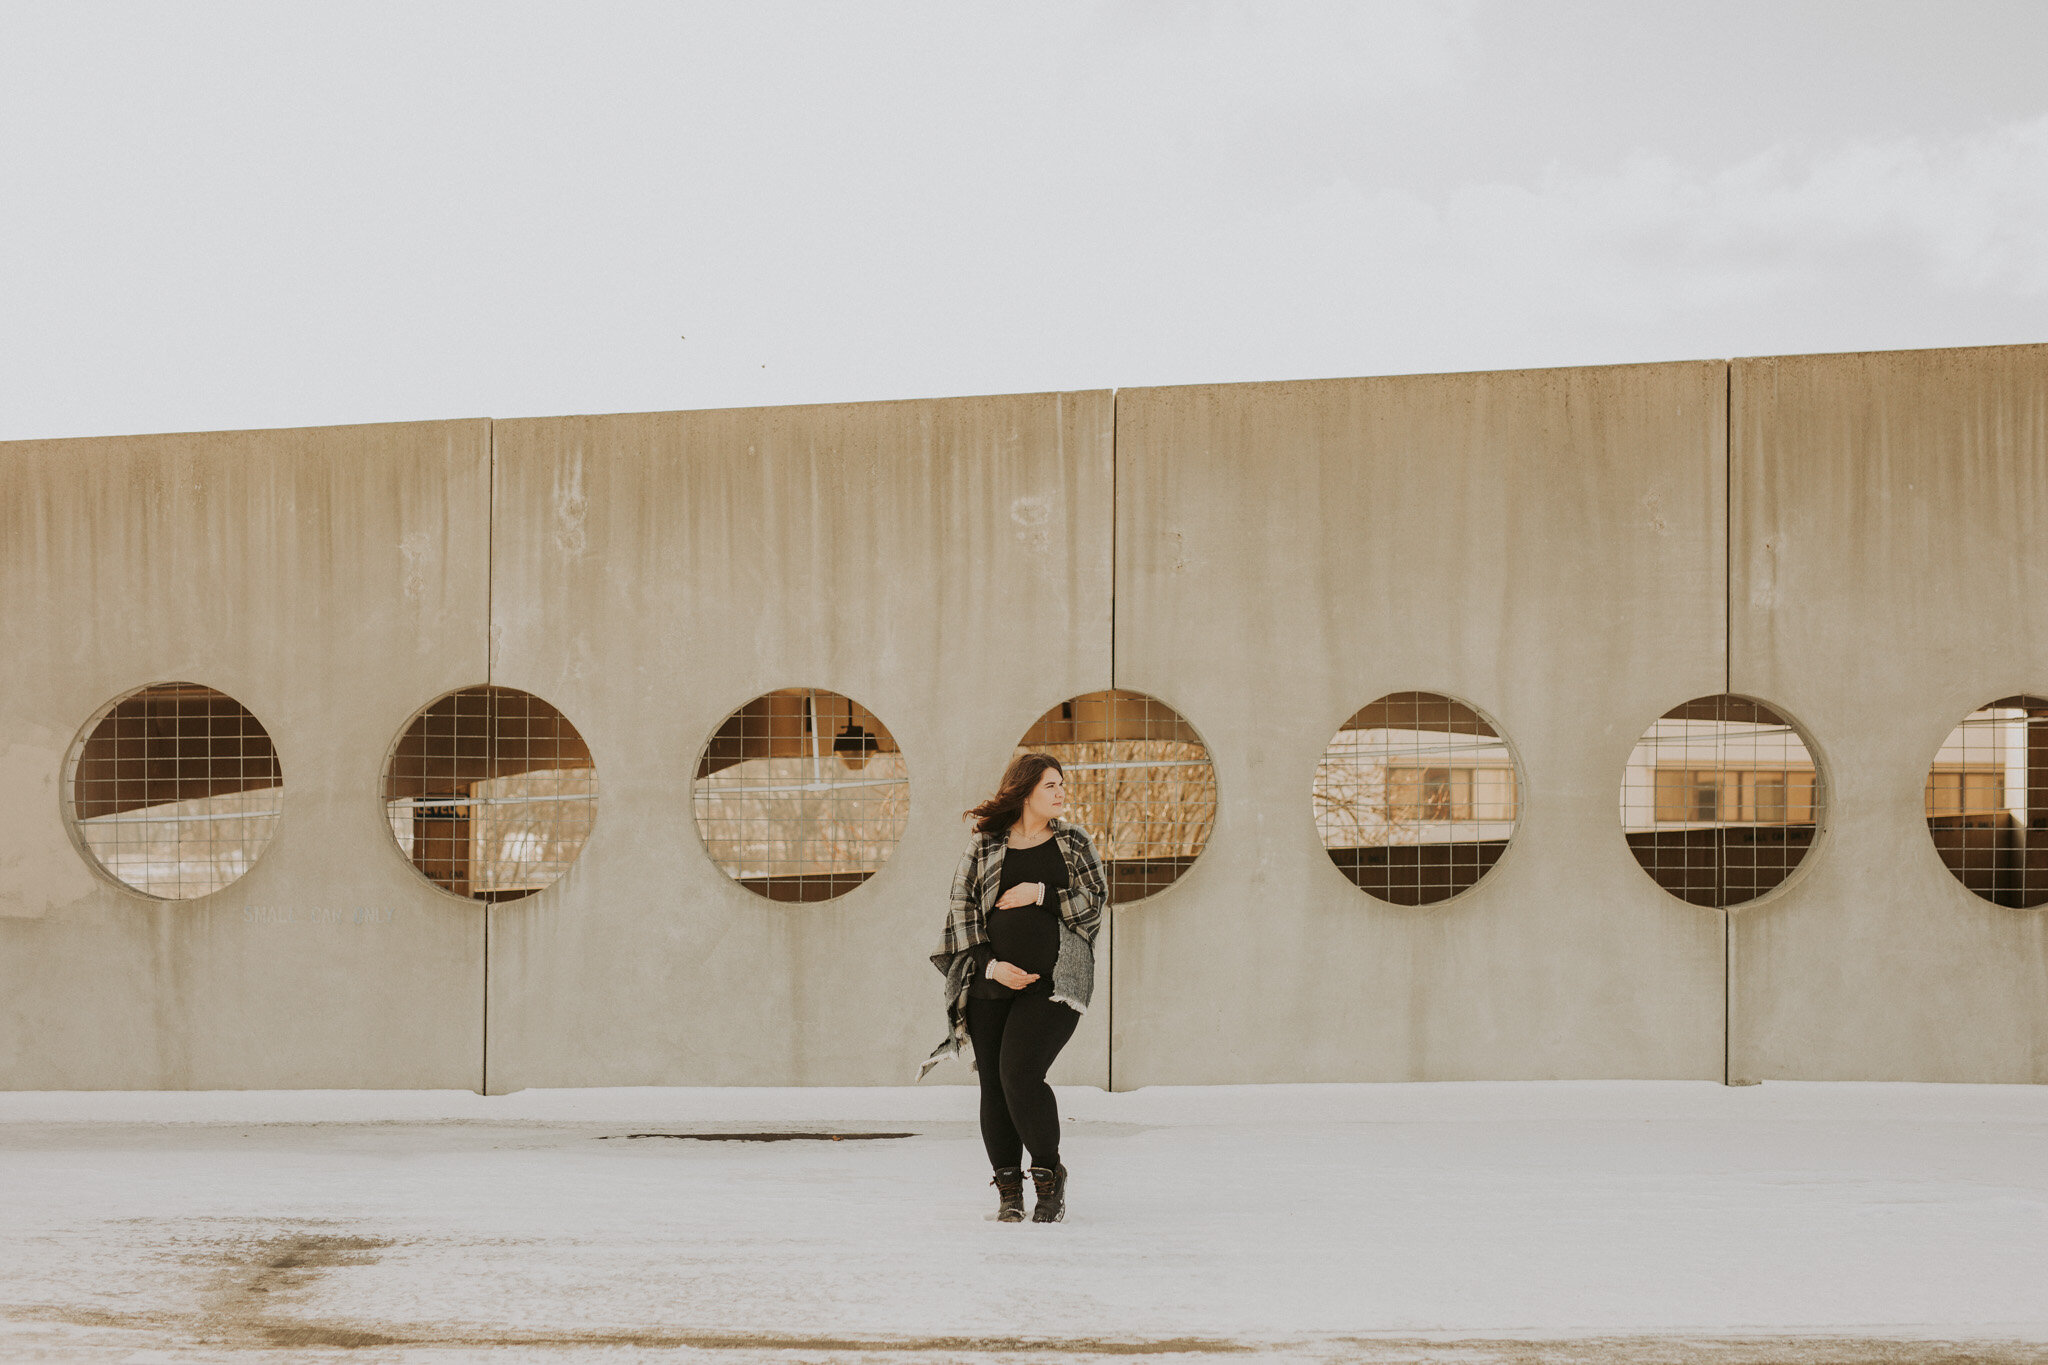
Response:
[985,903,1059,982]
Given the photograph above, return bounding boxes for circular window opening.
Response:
[693,688,909,902]
[1313,692,1521,905]
[1014,689,1216,904]
[1619,695,1823,908]
[65,682,284,900]
[1925,696,2048,909]
[383,685,597,902]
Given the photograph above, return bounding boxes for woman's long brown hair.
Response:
[965,752,1064,836]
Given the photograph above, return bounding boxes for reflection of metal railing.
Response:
[83,808,281,824]
[1324,736,1514,761]
[694,738,912,890]
[387,793,597,807]
[1633,820,1819,832]
[1058,758,1212,771]
[708,758,1214,783]
[695,778,908,794]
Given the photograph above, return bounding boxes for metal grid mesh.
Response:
[1313,692,1518,905]
[693,688,909,902]
[1014,689,1215,904]
[1619,695,1820,908]
[383,685,597,902]
[1926,695,2048,908]
[66,682,283,900]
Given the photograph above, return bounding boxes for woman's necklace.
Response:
[1008,823,1054,849]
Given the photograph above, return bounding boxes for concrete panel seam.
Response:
[483,416,495,1097]
[1724,360,1733,1088]
[1108,386,1118,1094]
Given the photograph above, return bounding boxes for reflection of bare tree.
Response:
[469,767,599,892]
[695,752,911,880]
[1315,728,1518,850]
[1029,740,1214,862]
[76,786,284,898]
[1312,754,1423,850]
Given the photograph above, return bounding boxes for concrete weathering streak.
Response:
[3,345,2045,1091]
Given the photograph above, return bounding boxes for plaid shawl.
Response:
[918,817,1107,1080]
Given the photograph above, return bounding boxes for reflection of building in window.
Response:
[1652,769,1817,824]
[693,688,908,902]
[1619,696,1821,908]
[383,686,597,901]
[66,682,283,900]
[1015,689,1215,903]
[1925,698,2048,907]
[1387,766,1518,822]
[1926,767,2003,817]
[1315,693,1519,905]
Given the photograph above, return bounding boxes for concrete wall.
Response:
[483,394,1115,1091]
[4,344,2044,1091]
[1110,364,1730,1084]
[1730,345,2048,1081]
[0,421,491,1089]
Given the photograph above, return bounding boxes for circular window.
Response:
[1619,695,1823,908]
[1925,696,2048,909]
[64,682,284,900]
[1313,692,1521,905]
[383,685,597,901]
[1013,689,1215,903]
[693,688,909,901]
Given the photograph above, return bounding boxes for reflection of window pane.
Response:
[1472,767,1516,821]
[1753,773,1787,823]
[1422,769,1449,820]
[1652,764,1824,823]
[1925,767,2004,817]
[1388,767,1452,821]
[1789,769,1816,823]
[1692,773,1721,822]
[1387,768,1419,820]
[1383,766,1519,822]
[1654,768,1688,822]
[1448,769,1473,820]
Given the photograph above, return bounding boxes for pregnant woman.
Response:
[921,752,1107,1223]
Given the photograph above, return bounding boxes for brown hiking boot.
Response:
[990,1166,1026,1222]
[1027,1163,1066,1222]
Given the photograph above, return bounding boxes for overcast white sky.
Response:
[3,1,2045,440]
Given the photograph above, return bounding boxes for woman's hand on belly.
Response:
[994,882,1043,910]
[987,960,1039,990]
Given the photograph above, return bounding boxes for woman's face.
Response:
[1024,766,1066,824]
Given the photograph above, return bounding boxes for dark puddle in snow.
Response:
[600,1130,918,1141]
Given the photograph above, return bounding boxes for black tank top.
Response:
[968,837,1070,999]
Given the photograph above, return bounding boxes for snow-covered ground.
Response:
[2,1081,2045,1363]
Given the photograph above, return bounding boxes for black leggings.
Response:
[964,993,1079,1170]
